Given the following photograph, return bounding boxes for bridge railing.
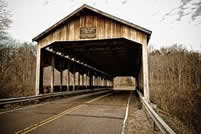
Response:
[136,90,176,134]
[0,88,110,105]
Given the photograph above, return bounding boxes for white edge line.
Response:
[121,92,132,134]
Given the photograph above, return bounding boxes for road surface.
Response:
[0,89,156,134]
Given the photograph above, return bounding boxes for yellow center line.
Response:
[15,92,113,134]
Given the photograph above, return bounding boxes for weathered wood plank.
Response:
[74,18,80,40]
[37,12,147,48]
[69,20,74,40]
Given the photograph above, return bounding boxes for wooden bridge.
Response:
[33,4,150,101]
[0,4,175,134]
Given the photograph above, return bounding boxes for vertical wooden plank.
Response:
[40,67,44,93]
[50,54,55,93]
[110,21,113,38]
[78,71,80,88]
[80,15,85,28]
[69,20,74,40]
[142,35,149,101]
[63,24,66,41]
[98,76,100,87]
[113,22,117,38]
[136,31,143,44]
[74,17,80,40]
[93,15,97,27]
[60,70,63,91]
[116,23,121,38]
[121,24,125,38]
[104,18,109,38]
[121,25,129,38]
[49,32,53,45]
[73,64,75,91]
[97,15,105,39]
[35,45,41,95]
[65,23,69,40]
[81,73,83,88]
[85,73,87,88]
[86,15,90,27]
[89,70,91,88]
[130,28,137,41]
[86,15,93,27]
[127,27,132,40]
[61,25,65,41]
[67,63,70,91]
[96,16,100,39]
[55,28,59,41]
[53,29,57,41]
[93,15,98,39]
[112,78,114,88]
[58,27,62,40]
[108,19,112,38]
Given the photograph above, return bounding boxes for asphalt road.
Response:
[0,89,135,134]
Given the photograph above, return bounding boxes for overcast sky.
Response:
[5,0,201,51]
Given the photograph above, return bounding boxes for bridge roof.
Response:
[33,4,152,42]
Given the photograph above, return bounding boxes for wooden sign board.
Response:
[80,27,96,39]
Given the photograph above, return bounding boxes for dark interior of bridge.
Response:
[42,38,142,78]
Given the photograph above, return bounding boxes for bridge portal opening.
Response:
[113,77,136,90]
[33,4,151,101]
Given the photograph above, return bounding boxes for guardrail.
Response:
[136,90,176,134]
[0,88,110,106]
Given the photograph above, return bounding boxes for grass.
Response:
[150,81,201,134]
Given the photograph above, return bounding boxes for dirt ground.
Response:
[125,92,161,134]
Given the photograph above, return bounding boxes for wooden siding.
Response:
[38,14,147,48]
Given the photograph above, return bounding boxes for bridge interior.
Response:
[40,38,142,93]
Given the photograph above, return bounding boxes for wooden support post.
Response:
[99,77,101,87]
[89,70,92,89]
[50,54,55,93]
[94,73,97,87]
[86,70,89,88]
[82,73,84,88]
[142,38,150,101]
[85,73,87,88]
[105,79,107,87]
[78,71,80,89]
[40,67,44,93]
[103,77,104,87]
[136,76,138,89]
[35,46,41,95]
[100,76,102,88]
[60,70,63,92]
[96,76,98,87]
[67,63,70,91]
[92,75,94,87]
[101,77,103,87]
[97,76,99,87]
[112,78,114,88]
[94,75,96,87]
[73,64,75,91]
[102,77,104,87]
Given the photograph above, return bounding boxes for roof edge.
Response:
[32,4,152,42]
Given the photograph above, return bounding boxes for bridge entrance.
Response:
[33,4,151,101]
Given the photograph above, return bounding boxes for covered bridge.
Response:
[32,4,152,100]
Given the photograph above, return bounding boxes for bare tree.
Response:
[149,45,201,133]
[0,0,11,40]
